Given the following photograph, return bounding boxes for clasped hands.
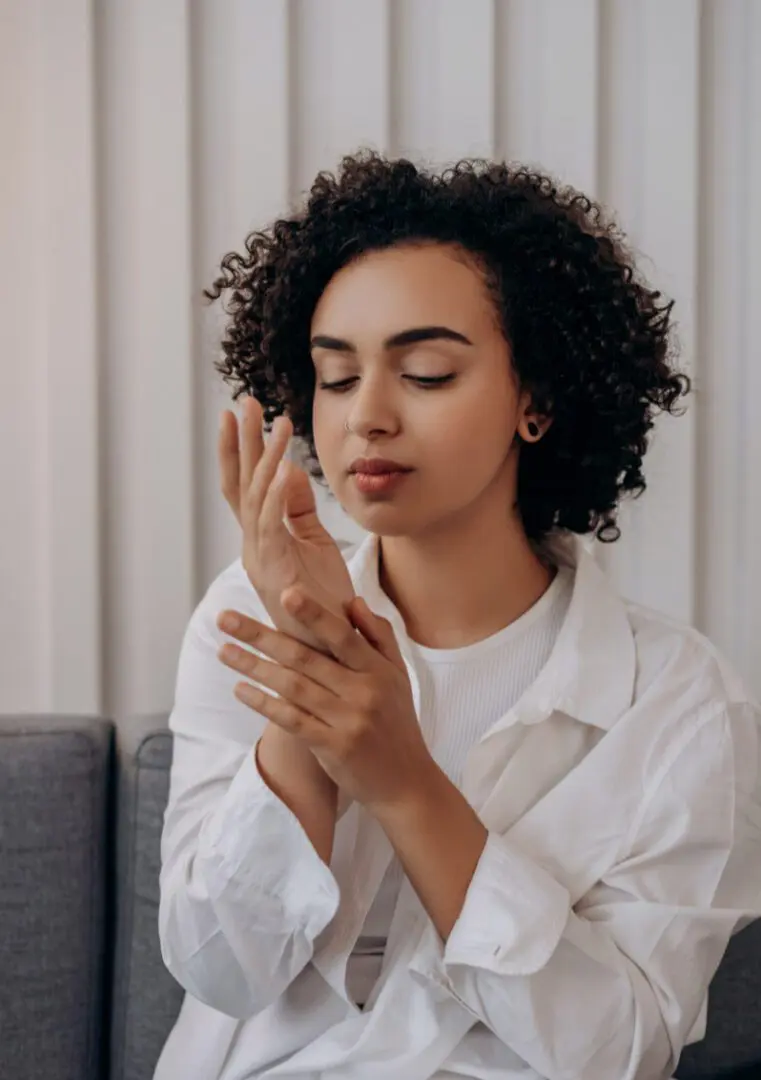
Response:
[216,584,437,815]
[215,393,439,818]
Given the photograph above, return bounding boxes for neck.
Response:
[377,499,556,650]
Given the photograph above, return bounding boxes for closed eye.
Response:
[318,374,456,392]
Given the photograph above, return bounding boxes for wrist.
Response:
[368,757,448,828]
[258,725,336,795]
[255,731,338,864]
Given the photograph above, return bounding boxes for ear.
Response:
[516,392,552,443]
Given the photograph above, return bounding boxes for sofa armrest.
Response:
[108,712,185,1080]
[0,713,112,1080]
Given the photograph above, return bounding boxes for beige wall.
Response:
[2,0,759,719]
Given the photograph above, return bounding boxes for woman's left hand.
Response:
[215,588,438,813]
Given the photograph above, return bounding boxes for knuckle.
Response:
[297,645,320,673]
[356,678,381,713]
[283,705,306,733]
[246,621,263,641]
[290,642,312,669]
[340,719,367,755]
[337,625,358,652]
[288,673,309,698]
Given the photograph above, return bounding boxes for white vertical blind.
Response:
[292,0,391,192]
[391,0,495,161]
[95,0,196,715]
[39,0,102,711]
[496,0,599,194]
[2,0,758,719]
[695,0,761,685]
[597,0,700,622]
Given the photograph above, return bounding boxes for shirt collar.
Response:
[347,530,636,733]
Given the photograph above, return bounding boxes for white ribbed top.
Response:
[346,564,575,1008]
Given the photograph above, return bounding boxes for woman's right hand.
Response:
[218,394,357,655]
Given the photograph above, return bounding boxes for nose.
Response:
[344,372,401,440]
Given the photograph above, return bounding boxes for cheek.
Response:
[420,391,513,470]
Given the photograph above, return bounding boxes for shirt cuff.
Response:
[198,741,340,934]
[412,832,571,991]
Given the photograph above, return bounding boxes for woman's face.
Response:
[310,241,532,538]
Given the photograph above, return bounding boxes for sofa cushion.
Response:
[0,714,111,1080]
[676,918,761,1077]
[109,713,184,1080]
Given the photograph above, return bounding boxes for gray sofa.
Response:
[1,713,761,1080]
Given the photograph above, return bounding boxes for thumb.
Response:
[349,597,404,667]
[281,463,330,543]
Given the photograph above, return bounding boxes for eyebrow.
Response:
[309,325,474,353]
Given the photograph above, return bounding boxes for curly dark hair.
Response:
[204,149,690,544]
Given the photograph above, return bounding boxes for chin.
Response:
[333,496,411,534]
[346,503,437,540]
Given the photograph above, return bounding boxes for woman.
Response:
[154,151,761,1080]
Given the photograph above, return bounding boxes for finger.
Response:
[349,597,405,668]
[216,608,357,688]
[247,412,292,522]
[281,464,332,543]
[238,395,268,492]
[258,456,297,551]
[280,590,375,673]
[233,680,327,745]
[218,641,342,721]
[218,410,241,519]
[238,395,264,492]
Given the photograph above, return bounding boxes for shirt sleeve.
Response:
[158,571,340,1019]
[411,703,761,1080]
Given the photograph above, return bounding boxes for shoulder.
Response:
[616,598,760,790]
[624,598,754,710]
[609,606,761,879]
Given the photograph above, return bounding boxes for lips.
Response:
[352,469,412,495]
[349,458,413,475]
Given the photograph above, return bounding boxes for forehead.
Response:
[311,243,496,334]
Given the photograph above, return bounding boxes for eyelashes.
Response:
[318,374,456,392]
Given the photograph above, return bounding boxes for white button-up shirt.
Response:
[155,531,761,1080]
